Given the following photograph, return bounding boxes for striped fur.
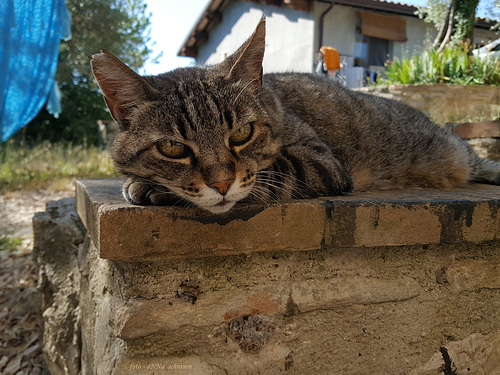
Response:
[90,18,500,214]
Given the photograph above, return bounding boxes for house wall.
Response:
[393,15,436,58]
[196,1,498,75]
[313,2,436,63]
[196,1,315,73]
[313,3,358,58]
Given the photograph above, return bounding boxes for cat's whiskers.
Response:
[260,170,322,193]
[256,173,310,200]
[137,177,172,190]
[257,170,323,199]
[248,185,274,204]
[179,200,196,209]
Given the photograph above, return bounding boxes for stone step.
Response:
[76,178,500,261]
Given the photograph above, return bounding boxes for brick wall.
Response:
[34,179,500,374]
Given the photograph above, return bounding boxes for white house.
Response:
[178,0,497,85]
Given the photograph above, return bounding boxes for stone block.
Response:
[109,275,421,341]
[440,259,500,293]
[411,330,500,375]
[76,179,500,261]
[466,138,500,161]
[357,84,500,125]
[34,180,500,374]
[445,121,500,139]
[32,198,84,375]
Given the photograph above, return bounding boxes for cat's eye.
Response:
[156,139,190,159]
[229,123,253,146]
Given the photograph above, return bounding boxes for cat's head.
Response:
[90,18,283,213]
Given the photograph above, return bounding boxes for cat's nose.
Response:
[209,180,234,195]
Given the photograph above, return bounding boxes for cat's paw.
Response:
[123,177,178,206]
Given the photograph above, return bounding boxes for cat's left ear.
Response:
[226,17,266,86]
[89,50,155,128]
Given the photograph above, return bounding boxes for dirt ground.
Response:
[0,189,74,375]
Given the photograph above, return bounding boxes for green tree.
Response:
[417,0,480,50]
[20,0,153,145]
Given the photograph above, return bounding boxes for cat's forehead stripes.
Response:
[171,86,193,140]
[169,80,237,142]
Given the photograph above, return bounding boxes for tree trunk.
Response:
[432,0,454,49]
[432,0,479,51]
[437,0,457,51]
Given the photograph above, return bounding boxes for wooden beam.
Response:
[194,31,209,43]
[181,46,198,58]
[205,11,223,24]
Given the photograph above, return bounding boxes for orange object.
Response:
[320,46,341,70]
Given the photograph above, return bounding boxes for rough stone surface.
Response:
[466,137,500,161]
[32,198,84,375]
[35,181,500,374]
[445,121,500,161]
[76,179,500,261]
[99,242,500,375]
[411,330,500,375]
[445,121,500,139]
[358,84,500,126]
[78,237,127,375]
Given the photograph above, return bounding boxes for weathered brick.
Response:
[110,276,420,341]
[353,204,441,247]
[76,179,500,261]
[39,187,500,375]
[442,259,500,294]
[445,121,500,139]
[357,84,500,125]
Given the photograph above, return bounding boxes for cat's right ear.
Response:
[89,50,155,129]
[225,17,266,86]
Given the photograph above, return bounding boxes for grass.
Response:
[381,44,500,86]
[0,141,120,192]
[0,234,24,252]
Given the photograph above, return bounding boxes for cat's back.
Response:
[262,73,478,190]
[262,73,437,154]
[263,72,423,132]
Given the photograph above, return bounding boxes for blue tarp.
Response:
[0,0,71,142]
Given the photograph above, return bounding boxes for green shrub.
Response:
[382,44,500,86]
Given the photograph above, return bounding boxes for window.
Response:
[354,29,390,68]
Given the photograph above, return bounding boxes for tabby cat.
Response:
[90,18,500,214]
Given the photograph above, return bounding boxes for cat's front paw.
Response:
[123,177,178,206]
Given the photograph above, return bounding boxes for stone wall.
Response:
[358,84,500,125]
[34,179,500,374]
[445,120,500,161]
[33,198,84,375]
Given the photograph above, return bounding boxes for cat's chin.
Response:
[201,200,237,214]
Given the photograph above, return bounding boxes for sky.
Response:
[141,0,491,75]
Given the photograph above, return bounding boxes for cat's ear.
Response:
[89,50,155,128]
[226,17,266,86]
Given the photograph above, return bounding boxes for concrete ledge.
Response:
[76,179,500,261]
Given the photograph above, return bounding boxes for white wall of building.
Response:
[313,3,358,58]
[313,2,436,62]
[196,1,315,73]
[392,16,436,58]
[196,1,498,76]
